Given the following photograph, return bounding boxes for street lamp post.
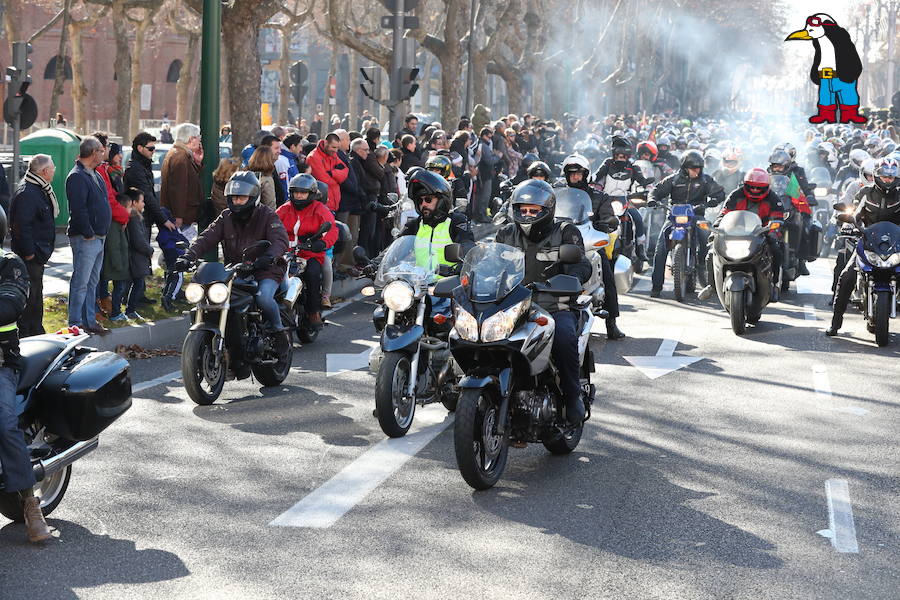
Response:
[199,0,221,235]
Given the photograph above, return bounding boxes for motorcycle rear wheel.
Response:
[543,424,583,454]
[454,388,508,490]
[375,352,415,438]
[873,291,891,347]
[0,465,71,522]
[252,344,293,387]
[182,330,226,405]
[672,242,688,303]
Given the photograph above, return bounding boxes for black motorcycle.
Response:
[708,210,780,334]
[180,241,294,405]
[434,242,596,490]
[0,330,131,521]
[283,222,332,344]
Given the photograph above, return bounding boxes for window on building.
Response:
[166,60,183,83]
[43,56,73,80]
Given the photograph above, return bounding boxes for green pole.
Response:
[199,0,221,236]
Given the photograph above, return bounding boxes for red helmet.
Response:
[743,168,770,201]
[636,141,658,161]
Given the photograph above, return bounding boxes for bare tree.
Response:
[267,0,314,125]
[164,0,201,123]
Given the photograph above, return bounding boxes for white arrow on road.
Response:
[326,347,374,377]
[623,329,704,380]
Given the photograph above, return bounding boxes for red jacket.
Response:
[306,140,349,212]
[717,189,785,226]
[97,163,130,226]
[276,200,338,265]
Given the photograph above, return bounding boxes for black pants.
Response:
[551,310,583,423]
[600,253,619,320]
[19,259,45,338]
[830,249,858,327]
[358,204,379,258]
[303,258,324,315]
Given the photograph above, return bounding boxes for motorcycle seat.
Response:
[17,338,68,394]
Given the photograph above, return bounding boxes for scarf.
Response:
[24,170,60,219]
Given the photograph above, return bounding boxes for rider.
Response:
[698,168,785,301]
[649,150,725,297]
[769,148,815,276]
[713,146,745,195]
[495,180,592,428]
[175,171,290,352]
[656,135,681,171]
[826,158,900,336]
[0,220,52,543]
[526,160,553,182]
[560,153,625,339]
[276,174,338,331]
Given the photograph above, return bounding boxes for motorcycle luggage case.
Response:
[36,351,132,441]
[803,220,823,262]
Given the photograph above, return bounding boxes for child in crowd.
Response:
[105,192,132,322]
[123,188,153,320]
[157,206,190,312]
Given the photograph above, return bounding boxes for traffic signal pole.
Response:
[199,0,221,236]
[388,0,405,136]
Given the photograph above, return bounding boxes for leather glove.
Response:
[362,263,378,278]
[173,257,192,272]
[252,255,274,271]
[307,240,326,253]
[0,329,20,368]
[541,262,562,279]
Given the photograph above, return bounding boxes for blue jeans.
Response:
[0,367,35,493]
[818,78,860,106]
[256,278,283,330]
[68,235,105,328]
[111,278,146,317]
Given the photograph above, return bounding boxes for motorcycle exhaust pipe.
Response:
[32,437,99,482]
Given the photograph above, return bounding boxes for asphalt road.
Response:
[2,257,899,600]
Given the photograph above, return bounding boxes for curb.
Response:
[85,275,371,351]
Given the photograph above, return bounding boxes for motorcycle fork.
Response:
[406,300,427,398]
[214,281,233,368]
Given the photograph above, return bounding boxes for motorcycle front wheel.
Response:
[454,388,509,490]
[375,351,415,438]
[672,242,688,302]
[873,291,891,347]
[182,330,226,405]
[0,465,71,522]
[730,289,747,335]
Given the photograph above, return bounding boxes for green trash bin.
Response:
[20,128,82,226]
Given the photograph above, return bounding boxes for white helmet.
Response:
[562,153,591,175]
[860,157,877,182]
[848,148,871,171]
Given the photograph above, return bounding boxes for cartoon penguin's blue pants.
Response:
[818,78,859,105]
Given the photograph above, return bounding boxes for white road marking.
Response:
[811,364,869,416]
[270,406,452,528]
[821,479,860,553]
[132,370,181,393]
[624,329,704,379]
[803,304,818,322]
[326,348,374,377]
[796,261,833,296]
[632,275,652,293]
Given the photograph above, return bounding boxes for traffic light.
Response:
[397,67,419,101]
[360,67,381,101]
[7,41,33,96]
[289,61,308,106]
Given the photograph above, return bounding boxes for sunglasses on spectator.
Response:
[145,146,156,152]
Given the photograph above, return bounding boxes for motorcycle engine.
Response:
[513,390,556,440]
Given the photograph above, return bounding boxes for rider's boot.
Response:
[308,312,324,331]
[606,318,625,340]
[799,260,810,276]
[22,494,51,543]
[650,287,662,298]
[697,285,714,301]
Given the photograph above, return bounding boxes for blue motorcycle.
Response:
[846,220,900,346]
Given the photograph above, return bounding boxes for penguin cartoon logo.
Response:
[785,13,866,125]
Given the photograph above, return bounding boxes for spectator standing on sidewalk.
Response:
[104,193,133,322]
[125,132,175,243]
[247,146,278,211]
[9,155,57,336]
[93,133,131,316]
[160,123,203,239]
[66,136,112,336]
[211,158,241,217]
[124,189,153,320]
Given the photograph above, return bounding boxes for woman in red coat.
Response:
[276,174,338,328]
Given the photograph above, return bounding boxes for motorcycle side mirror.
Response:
[832,202,848,212]
[352,246,370,266]
[432,275,460,298]
[705,198,720,208]
[836,213,855,224]
[443,243,463,264]
[559,244,584,264]
[387,192,399,204]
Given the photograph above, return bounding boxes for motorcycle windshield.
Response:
[770,175,789,197]
[461,242,525,302]
[718,210,762,236]
[809,167,833,187]
[554,188,593,225]
[633,159,655,180]
[375,235,439,288]
[862,221,900,255]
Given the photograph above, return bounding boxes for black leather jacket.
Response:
[853,184,900,227]
[650,170,725,207]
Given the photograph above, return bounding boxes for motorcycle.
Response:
[809,166,835,232]
[553,187,610,313]
[835,211,900,346]
[610,191,648,277]
[0,329,131,522]
[770,174,801,292]
[356,236,460,438]
[647,200,715,302]
[436,241,595,490]
[708,211,780,335]
[180,240,294,405]
[283,222,332,344]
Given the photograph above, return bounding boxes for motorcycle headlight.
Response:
[383,280,415,312]
[207,282,230,304]
[864,250,900,268]
[481,299,530,343]
[454,305,479,342]
[185,283,205,304]
[724,239,752,260]
[675,215,690,224]
[814,187,828,197]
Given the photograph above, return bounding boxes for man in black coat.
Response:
[124,132,175,240]
[9,155,58,336]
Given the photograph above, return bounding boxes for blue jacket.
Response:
[240,144,255,166]
[66,161,112,238]
[157,207,189,267]
[281,148,301,179]
[10,180,56,264]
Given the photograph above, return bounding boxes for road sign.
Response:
[3,93,37,129]
[380,15,419,29]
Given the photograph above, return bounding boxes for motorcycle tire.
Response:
[543,424,583,455]
[454,388,508,490]
[182,330,226,405]
[873,291,891,347]
[375,352,415,438]
[252,344,293,387]
[298,324,320,344]
[730,289,747,335]
[672,242,688,303]
[0,465,71,522]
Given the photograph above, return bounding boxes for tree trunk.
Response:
[471,54,488,109]
[531,61,545,117]
[69,21,88,132]
[277,27,291,124]
[112,0,132,137]
[421,52,433,115]
[128,17,152,139]
[2,0,22,59]
[348,50,359,128]
[177,32,200,123]
[48,0,74,124]
[222,10,267,156]
[439,56,463,131]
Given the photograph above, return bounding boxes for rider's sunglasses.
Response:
[518,207,543,216]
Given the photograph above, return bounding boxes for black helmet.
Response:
[610,135,632,158]
[526,160,552,180]
[680,149,704,172]
[510,179,556,241]
[407,169,452,226]
[768,149,791,172]
[425,154,453,179]
[288,173,319,209]
[225,171,261,221]
[316,181,329,206]
[521,152,540,172]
